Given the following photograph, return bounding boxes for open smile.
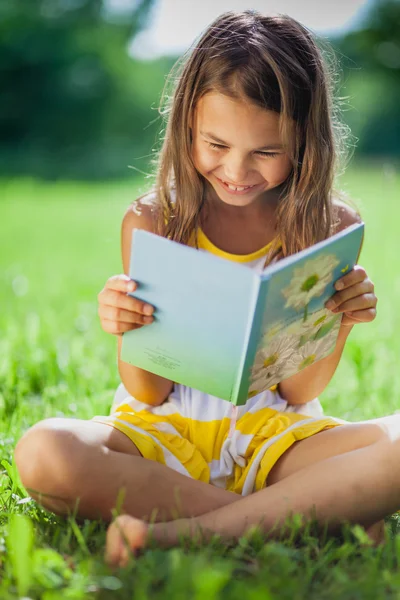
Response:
[215,176,262,195]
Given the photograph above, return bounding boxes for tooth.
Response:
[227,183,251,192]
[223,180,253,191]
[228,184,246,191]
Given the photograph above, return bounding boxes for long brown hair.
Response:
[148,10,355,259]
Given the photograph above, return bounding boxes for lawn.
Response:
[1,161,400,599]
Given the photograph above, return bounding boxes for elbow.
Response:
[278,379,323,406]
[118,365,173,407]
[126,386,170,406]
[121,382,169,406]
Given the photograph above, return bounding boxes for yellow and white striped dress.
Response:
[92,228,345,495]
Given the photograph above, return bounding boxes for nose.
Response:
[223,152,250,185]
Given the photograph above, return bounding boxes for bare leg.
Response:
[364,520,386,545]
[106,430,400,565]
[14,418,238,522]
[15,415,396,534]
[16,414,393,523]
[147,440,400,543]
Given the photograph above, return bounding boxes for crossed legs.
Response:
[14,414,400,566]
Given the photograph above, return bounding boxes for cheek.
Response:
[192,145,218,174]
[261,156,292,183]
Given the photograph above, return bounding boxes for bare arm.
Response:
[97,198,174,406]
[118,201,174,405]
[278,323,353,404]
[117,336,174,405]
[278,200,362,405]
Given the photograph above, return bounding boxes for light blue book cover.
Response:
[121,222,364,405]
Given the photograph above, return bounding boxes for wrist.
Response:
[337,321,354,342]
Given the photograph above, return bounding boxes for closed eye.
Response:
[207,142,280,158]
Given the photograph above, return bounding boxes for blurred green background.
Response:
[1,0,399,181]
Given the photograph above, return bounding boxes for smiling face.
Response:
[191,92,293,208]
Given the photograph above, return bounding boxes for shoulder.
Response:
[331,197,362,235]
[121,191,161,273]
[122,191,159,234]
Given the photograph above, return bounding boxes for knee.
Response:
[371,414,400,470]
[14,418,79,494]
[373,414,400,447]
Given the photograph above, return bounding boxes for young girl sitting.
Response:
[16,11,398,568]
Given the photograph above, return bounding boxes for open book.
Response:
[121,222,364,405]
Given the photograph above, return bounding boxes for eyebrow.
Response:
[200,131,284,151]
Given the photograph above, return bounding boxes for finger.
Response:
[104,274,137,293]
[99,305,154,326]
[329,293,377,314]
[343,307,377,323]
[326,281,375,310]
[99,289,154,316]
[101,318,142,335]
[335,265,370,291]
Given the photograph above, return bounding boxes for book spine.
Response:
[232,276,269,405]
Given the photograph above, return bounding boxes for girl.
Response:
[16,11,396,567]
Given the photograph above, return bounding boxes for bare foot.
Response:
[105,515,148,568]
[364,520,386,547]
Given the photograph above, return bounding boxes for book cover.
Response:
[121,222,364,405]
[121,231,258,401]
[235,222,364,404]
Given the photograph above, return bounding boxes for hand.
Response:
[98,274,154,335]
[325,265,377,328]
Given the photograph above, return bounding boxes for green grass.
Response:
[1,161,400,598]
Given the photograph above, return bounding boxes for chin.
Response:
[217,194,257,207]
